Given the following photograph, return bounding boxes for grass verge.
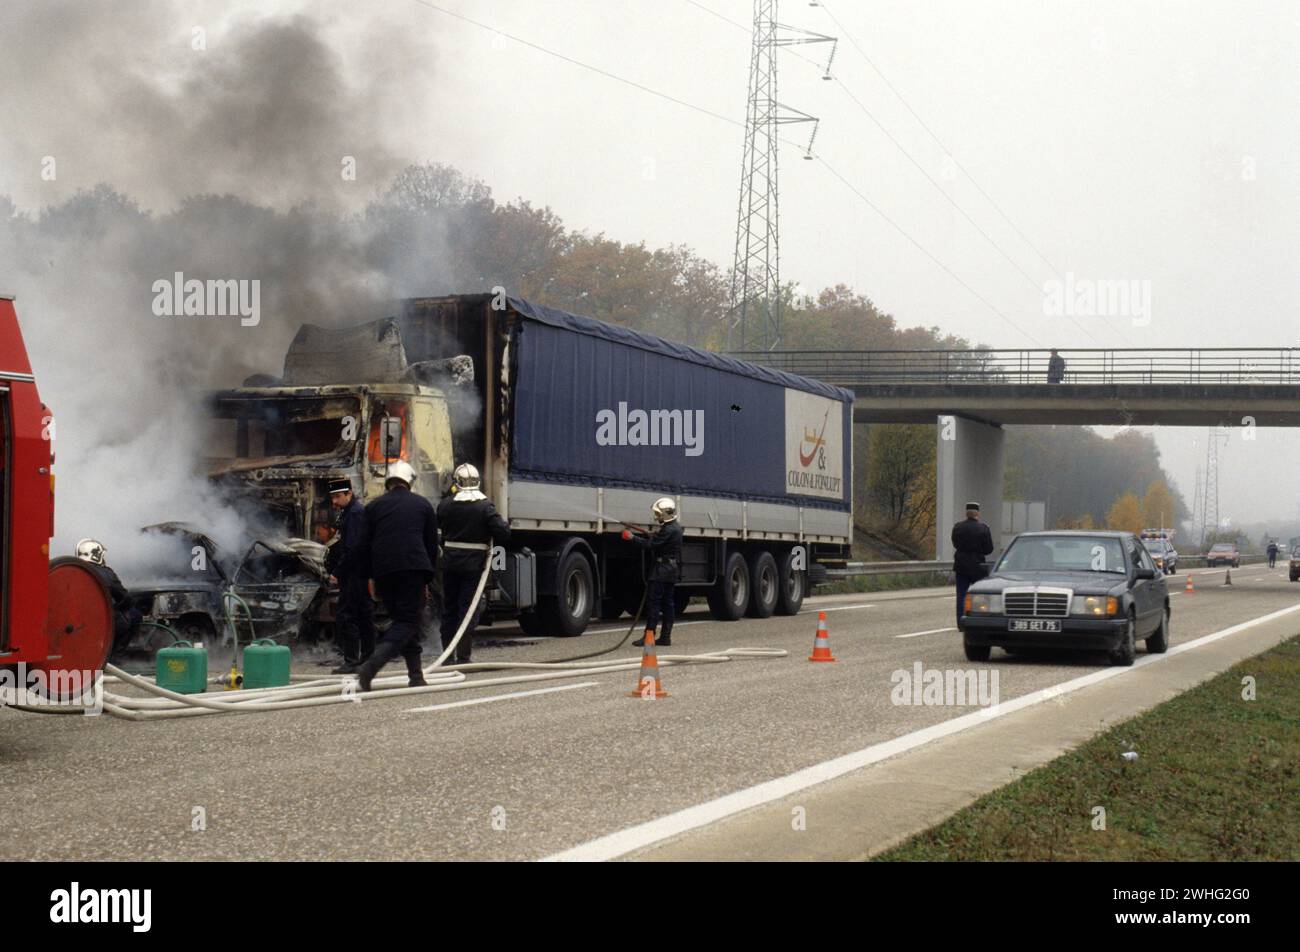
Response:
[875,635,1300,861]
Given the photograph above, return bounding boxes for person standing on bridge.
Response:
[1047,349,1066,383]
[951,502,994,630]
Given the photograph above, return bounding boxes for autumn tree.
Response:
[1140,480,1176,530]
[1106,492,1143,533]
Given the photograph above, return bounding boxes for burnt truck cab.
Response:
[205,383,456,540]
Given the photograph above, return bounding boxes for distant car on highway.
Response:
[1205,542,1240,568]
[1143,538,1178,574]
[1290,547,1300,583]
[961,530,1170,667]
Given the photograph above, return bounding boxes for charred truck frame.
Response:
[208,294,852,637]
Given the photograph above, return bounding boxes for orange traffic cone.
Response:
[808,611,837,662]
[1184,575,1195,594]
[1224,569,1233,586]
[630,630,668,698]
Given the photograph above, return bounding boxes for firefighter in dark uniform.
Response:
[625,497,683,648]
[75,538,140,653]
[355,460,439,691]
[436,463,511,665]
[327,477,375,674]
[951,501,994,630]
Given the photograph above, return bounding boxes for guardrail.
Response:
[827,561,951,578]
[728,348,1300,386]
[828,554,1271,578]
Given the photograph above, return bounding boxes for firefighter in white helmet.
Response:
[355,459,440,691]
[436,463,510,664]
[622,497,683,647]
[75,538,140,652]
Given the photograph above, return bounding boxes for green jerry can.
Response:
[243,638,291,689]
[156,641,208,695]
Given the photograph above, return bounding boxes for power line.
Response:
[815,0,1063,276]
[685,0,1101,346]
[409,0,1045,345]
[409,0,743,129]
[814,154,1045,346]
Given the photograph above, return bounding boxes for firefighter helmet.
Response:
[452,463,481,492]
[75,538,107,565]
[651,497,678,524]
[385,460,417,488]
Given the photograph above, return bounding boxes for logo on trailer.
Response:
[785,390,843,500]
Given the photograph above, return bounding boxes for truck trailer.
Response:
[207,294,853,638]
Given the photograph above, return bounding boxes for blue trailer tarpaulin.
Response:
[507,298,852,510]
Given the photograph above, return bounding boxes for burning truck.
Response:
[197,293,852,639]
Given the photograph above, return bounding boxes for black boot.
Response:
[356,641,401,692]
[403,644,426,688]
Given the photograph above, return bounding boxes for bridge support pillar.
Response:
[936,415,1005,562]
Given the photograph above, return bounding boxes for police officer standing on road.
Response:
[356,460,439,691]
[626,497,683,648]
[951,502,994,630]
[436,463,510,665]
[327,477,375,675]
[1267,539,1279,568]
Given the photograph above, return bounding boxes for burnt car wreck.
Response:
[118,523,332,657]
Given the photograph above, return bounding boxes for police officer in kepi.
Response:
[436,463,510,665]
[356,460,440,692]
[326,477,375,675]
[625,497,683,648]
[951,502,994,630]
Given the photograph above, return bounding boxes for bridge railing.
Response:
[728,348,1300,385]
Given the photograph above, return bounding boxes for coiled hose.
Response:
[15,553,786,720]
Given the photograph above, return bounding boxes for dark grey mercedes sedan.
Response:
[961,531,1170,666]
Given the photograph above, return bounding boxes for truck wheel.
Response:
[707,551,750,621]
[746,551,779,618]
[775,550,805,616]
[538,551,594,637]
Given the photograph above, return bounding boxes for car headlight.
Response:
[1072,595,1120,617]
[965,593,1002,614]
[1154,557,1164,568]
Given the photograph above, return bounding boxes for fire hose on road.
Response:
[13,555,787,721]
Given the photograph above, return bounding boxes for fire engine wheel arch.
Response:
[36,557,115,700]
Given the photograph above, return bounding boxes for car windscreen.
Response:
[997,536,1127,574]
[1209,545,1235,552]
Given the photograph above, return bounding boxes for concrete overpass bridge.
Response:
[732,348,1300,557]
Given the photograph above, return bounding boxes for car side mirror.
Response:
[1135,567,1156,580]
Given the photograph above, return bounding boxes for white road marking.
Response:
[809,603,877,613]
[895,627,957,639]
[542,600,1300,862]
[405,682,597,713]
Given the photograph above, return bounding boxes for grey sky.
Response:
[3,0,1298,529]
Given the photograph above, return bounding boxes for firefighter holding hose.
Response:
[436,463,510,665]
[624,498,682,648]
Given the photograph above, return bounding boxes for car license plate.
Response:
[1008,618,1061,633]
